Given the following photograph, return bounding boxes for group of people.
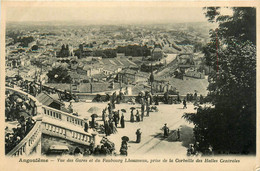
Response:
[5,82,38,154]
[102,104,126,136]
[5,116,35,154]
[73,137,116,156]
[6,77,77,103]
[162,124,181,141]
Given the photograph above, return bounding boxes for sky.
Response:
[6,7,209,24]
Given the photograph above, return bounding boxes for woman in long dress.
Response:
[120,114,125,128]
[136,110,140,122]
[130,110,135,122]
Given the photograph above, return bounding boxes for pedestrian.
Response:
[136,128,142,143]
[146,106,150,117]
[104,120,110,136]
[117,110,120,121]
[102,109,106,121]
[183,99,187,109]
[91,115,95,128]
[120,143,128,156]
[113,114,118,128]
[108,103,112,114]
[177,128,180,141]
[136,110,140,122]
[141,110,144,121]
[120,114,125,128]
[109,120,114,134]
[130,109,135,122]
[163,123,169,138]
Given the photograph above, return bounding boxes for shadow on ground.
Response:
[128,140,137,143]
[179,125,195,148]
[151,125,195,148]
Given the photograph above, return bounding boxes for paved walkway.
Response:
[69,102,196,157]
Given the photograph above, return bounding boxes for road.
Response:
[70,102,196,157]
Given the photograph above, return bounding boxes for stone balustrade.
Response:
[6,119,42,157]
[41,122,96,146]
[42,105,85,128]
[6,87,95,156]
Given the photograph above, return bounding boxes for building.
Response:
[117,69,150,84]
[151,46,164,61]
[36,92,64,110]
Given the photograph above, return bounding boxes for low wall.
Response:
[75,93,188,102]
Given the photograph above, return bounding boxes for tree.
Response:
[46,66,72,83]
[183,7,256,154]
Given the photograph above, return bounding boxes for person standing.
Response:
[104,120,110,136]
[102,109,106,121]
[177,128,180,141]
[163,123,169,138]
[120,141,128,156]
[136,128,142,143]
[141,104,145,119]
[130,109,135,122]
[146,106,150,117]
[113,114,118,128]
[120,114,125,128]
[141,110,144,121]
[136,110,140,122]
[183,99,187,109]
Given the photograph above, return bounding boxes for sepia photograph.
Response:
[0,1,259,171]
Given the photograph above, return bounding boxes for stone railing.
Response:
[7,120,42,157]
[42,105,85,128]
[41,105,96,146]
[6,87,96,156]
[41,122,96,146]
[6,87,43,157]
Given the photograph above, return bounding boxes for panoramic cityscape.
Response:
[4,6,256,158]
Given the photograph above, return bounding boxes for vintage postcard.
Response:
[0,1,259,171]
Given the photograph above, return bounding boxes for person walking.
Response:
[120,114,125,128]
[136,128,142,143]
